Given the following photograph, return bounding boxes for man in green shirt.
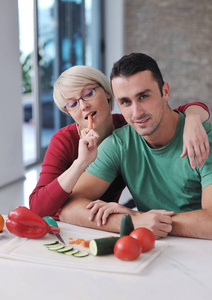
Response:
[60,53,212,239]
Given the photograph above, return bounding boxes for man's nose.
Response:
[132,102,144,119]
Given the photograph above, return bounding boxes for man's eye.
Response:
[120,99,130,105]
[139,94,148,100]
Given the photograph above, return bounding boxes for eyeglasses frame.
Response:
[63,85,100,111]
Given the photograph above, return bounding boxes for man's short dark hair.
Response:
[110,53,165,96]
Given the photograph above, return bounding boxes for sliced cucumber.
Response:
[44,241,59,247]
[48,243,64,251]
[64,249,79,256]
[73,251,89,257]
[57,246,73,253]
[89,237,119,256]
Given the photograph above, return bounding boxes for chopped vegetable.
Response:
[81,240,90,248]
[44,241,89,257]
[64,249,79,256]
[90,237,119,256]
[57,246,74,253]
[75,238,84,244]
[73,251,89,257]
[44,241,59,247]
[69,240,76,244]
[48,244,65,251]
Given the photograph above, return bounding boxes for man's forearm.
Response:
[59,197,123,233]
[170,209,212,239]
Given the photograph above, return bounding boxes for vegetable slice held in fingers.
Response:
[88,114,93,129]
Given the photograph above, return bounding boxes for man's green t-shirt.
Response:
[87,113,212,213]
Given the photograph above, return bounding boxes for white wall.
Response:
[104,0,124,114]
[0,0,25,187]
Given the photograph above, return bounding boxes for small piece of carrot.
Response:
[81,240,90,248]
[69,241,75,244]
[88,114,93,129]
[75,238,84,244]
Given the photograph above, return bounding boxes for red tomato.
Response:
[114,236,142,261]
[130,227,155,252]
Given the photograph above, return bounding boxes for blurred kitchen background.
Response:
[0,0,211,214]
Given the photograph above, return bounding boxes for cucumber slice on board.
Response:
[64,249,79,256]
[48,244,64,251]
[44,241,59,247]
[57,246,74,253]
[73,251,89,257]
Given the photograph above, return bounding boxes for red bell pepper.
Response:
[6,206,51,239]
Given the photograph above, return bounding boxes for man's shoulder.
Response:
[111,123,132,140]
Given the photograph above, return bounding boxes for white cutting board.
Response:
[0,225,167,274]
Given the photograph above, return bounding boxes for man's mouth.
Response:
[134,117,150,126]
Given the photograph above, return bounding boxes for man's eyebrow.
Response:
[117,89,152,102]
[135,89,151,97]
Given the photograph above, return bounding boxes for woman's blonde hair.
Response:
[53,65,114,114]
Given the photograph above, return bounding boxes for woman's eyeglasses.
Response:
[64,85,100,111]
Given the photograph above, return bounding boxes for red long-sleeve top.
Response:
[29,103,209,220]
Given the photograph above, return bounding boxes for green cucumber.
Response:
[44,241,59,247]
[73,251,89,257]
[64,249,79,256]
[57,246,74,253]
[48,243,64,251]
[89,237,119,256]
[120,214,134,237]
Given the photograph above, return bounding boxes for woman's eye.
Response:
[69,101,78,108]
[84,90,93,98]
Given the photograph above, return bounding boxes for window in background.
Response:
[18,0,104,166]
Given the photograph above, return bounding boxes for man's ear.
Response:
[162,81,170,101]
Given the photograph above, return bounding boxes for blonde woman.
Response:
[29,65,210,220]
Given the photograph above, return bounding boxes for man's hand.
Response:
[86,200,132,226]
[133,210,174,239]
[86,200,174,239]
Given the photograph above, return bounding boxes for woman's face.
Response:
[63,84,112,129]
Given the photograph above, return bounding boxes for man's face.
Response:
[111,70,170,138]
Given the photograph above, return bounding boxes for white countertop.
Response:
[1,215,212,300]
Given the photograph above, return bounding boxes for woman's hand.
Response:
[86,200,132,226]
[181,114,210,169]
[78,129,99,167]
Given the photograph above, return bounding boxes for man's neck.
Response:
[143,110,180,149]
